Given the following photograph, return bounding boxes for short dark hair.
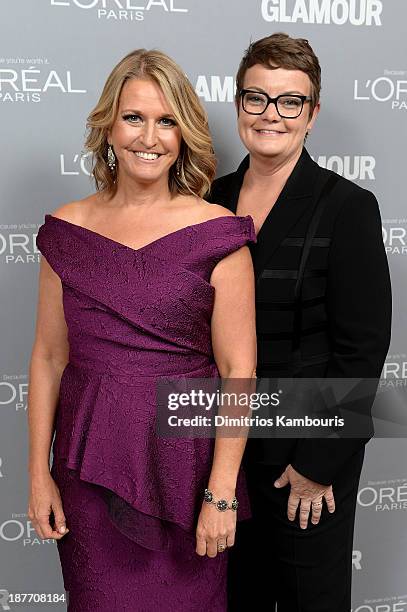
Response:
[235,32,321,117]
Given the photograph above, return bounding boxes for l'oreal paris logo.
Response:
[0,67,86,103]
[50,0,188,21]
[60,152,92,176]
[261,0,383,26]
[354,75,407,110]
[0,228,41,263]
[0,518,55,545]
[357,482,407,511]
[382,357,407,382]
[382,222,407,256]
[0,378,28,410]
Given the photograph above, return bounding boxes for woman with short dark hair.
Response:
[207,32,392,611]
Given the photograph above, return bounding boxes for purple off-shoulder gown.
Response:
[35,212,256,612]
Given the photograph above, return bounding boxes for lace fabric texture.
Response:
[36,213,257,610]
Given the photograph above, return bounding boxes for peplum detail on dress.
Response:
[36,212,257,551]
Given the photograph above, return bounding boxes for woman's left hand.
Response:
[195,500,237,557]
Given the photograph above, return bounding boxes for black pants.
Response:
[227,448,365,611]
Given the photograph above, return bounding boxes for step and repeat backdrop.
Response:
[1,1,406,610]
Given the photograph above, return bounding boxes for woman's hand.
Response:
[274,464,336,528]
[28,471,69,540]
[195,499,237,558]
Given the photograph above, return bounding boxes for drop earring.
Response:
[107,144,116,172]
[176,157,182,176]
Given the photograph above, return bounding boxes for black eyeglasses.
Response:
[240,89,312,119]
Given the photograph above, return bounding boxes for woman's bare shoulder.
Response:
[193,198,235,222]
[49,194,99,224]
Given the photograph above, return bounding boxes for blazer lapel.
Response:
[228,148,322,283]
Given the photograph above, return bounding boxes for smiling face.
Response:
[237,64,320,165]
[108,78,182,187]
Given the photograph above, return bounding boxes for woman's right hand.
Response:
[28,471,69,540]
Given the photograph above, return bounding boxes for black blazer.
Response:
[206,147,392,484]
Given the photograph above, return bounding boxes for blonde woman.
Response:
[28,49,256,611]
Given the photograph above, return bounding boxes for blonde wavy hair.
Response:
[84,49,216,198]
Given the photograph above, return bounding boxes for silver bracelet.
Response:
[204,488,239,512]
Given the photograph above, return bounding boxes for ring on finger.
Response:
[217,541,227,552]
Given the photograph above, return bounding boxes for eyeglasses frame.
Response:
[239,89,312,119]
